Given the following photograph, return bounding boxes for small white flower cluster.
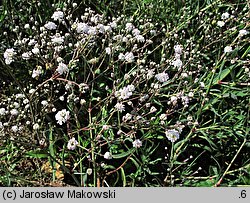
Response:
[55,109,70,125]
[155,72,169,83]
[224,46,233,53]
[165,129,180,142]
[167,91,190,108]
[51,11,64,21]
[104,151,112,159]
[132,139,142,148]
[44,22,57,30]
[32,66,43,78]
[115,84,135,100]
[239,29,249,37]
[122,113,132,122]
[0,87,39,137]
[4,48,16,64]
[217,21,225,27]
[56,62,69,75]
[67,137,78,150]
[114,102,125,112]
[221,12,230,20]
[51,34,64,45]
[172,44,183,69]
[119,52,135,63]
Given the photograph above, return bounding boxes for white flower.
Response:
[51,11,64,21]
[217,21,225,27]
[79,83,89,93]
[181,96,189,106]
[155,72,169,83]
[118,53,125,60]
[127,84,135,91]
[124,52,134,63]
[221,12,230,20]
[88,26,97,35]
[102,125,110,130]
[24,24,30,29]
[133,139,142,148]
[15,93,25,99]
[10,109,18,116]
[122,113,132,121]
[55,109,70,125]
[51,36,64,45]
[13,102,20,108]
[73,3,78,8]
[135,35,145,43]
[0,122,3,129]
[150,106,157,113]
[160,113,167,121]
[147,69,155,79]
[56,62,69,75]
[105,47,111,55]
[170,96,178,105]
[165,129,180,142]
[125,23,134,31]
[104,151,112,160]
[22,52,31,60]
[11,125,19,133]
[32,66,43,78]
[172,59,183,68]
[224,46,233,53]
[86,168,92,175]
[3,122,8,127]
[32,47,40,55]
[59,96,64,101]
[44,21,57,30]
[109,21,117,28]
[67,137,78,150]
[80,99,86,105]
[32,69,41,78]
[132,28,140,36]
[33,123,39,130]
[4,48,16,64]
[114,102,125,112]
[29,89,36,94]
[116,85,135,100]
[0,108,6,116]
[181,72,188,78]
[188,92,194,98]
[28,39,37,46]
[122,36,128,43]
[104,25,112,32]
[239,29,249,36]
[76,23,89,34]
[41,100,48,106]
[174,44,183,54]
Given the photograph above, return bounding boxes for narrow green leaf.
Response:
[25,150,48,158]
[121,168,126,187]
[212,68,231,85]
[112,148,135,159]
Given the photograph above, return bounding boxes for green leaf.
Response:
[212,68,231,85]
[112,148,135,159]
[25,150,49,158]
[121,168,126,187]
[241,45,250,58]
[130,157,140,169]
[193,179,216,187]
